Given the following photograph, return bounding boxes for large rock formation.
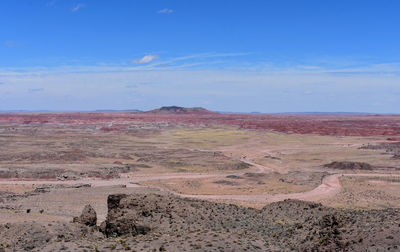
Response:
[101,194,151,236]
[100,193,265,237]
[98,193,400,251]
[73,204,97,226]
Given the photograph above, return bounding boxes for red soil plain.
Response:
[2,108,400,251]
[1,111,400,137]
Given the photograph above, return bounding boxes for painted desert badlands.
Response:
[1,107,400,251]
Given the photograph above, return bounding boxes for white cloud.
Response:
[157,8,173,14]
[72,3,85,12]
[130,55,160,64]
[151,52,249,68]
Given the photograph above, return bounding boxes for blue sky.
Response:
[1,0,400,112]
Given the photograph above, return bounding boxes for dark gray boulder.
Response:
[73,204,97,226]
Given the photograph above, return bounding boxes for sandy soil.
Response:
[1,113,400,225]
[2,158,397,207]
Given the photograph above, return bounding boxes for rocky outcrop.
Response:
[97,193,400,251]
[100,193,266,237]
[101,194,153,236]
[101,194,152,236]
[73,204,97,226]
[324,161,373,170]
[5,193,400,251]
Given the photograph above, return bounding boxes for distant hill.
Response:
[146,106,217,114]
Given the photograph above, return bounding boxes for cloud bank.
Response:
[1,60,400,113]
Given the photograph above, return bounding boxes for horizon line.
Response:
[0,108,398,115]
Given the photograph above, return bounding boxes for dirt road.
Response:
[0,158,264,187]
[175,173,341,203]
[0,173,223,187]
[1,160,398,204]
[240,158,276,173]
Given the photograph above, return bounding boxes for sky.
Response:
[0,0,400,113]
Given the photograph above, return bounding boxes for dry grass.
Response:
[0,127,249,175]
[320,176,400,209]
[251,133,393,172]
[166,128,252,149]
[1,120,400,210]
[0,184,37,194]
[138,172,323,196]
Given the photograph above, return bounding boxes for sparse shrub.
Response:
[193,244,202,249]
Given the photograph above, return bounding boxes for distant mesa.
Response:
[146,106,217,114]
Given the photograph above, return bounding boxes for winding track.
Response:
[175,173,342,203]
[0,159,398,204]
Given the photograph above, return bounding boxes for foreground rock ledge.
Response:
[92,193,400,251]
[1,193,400,251]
